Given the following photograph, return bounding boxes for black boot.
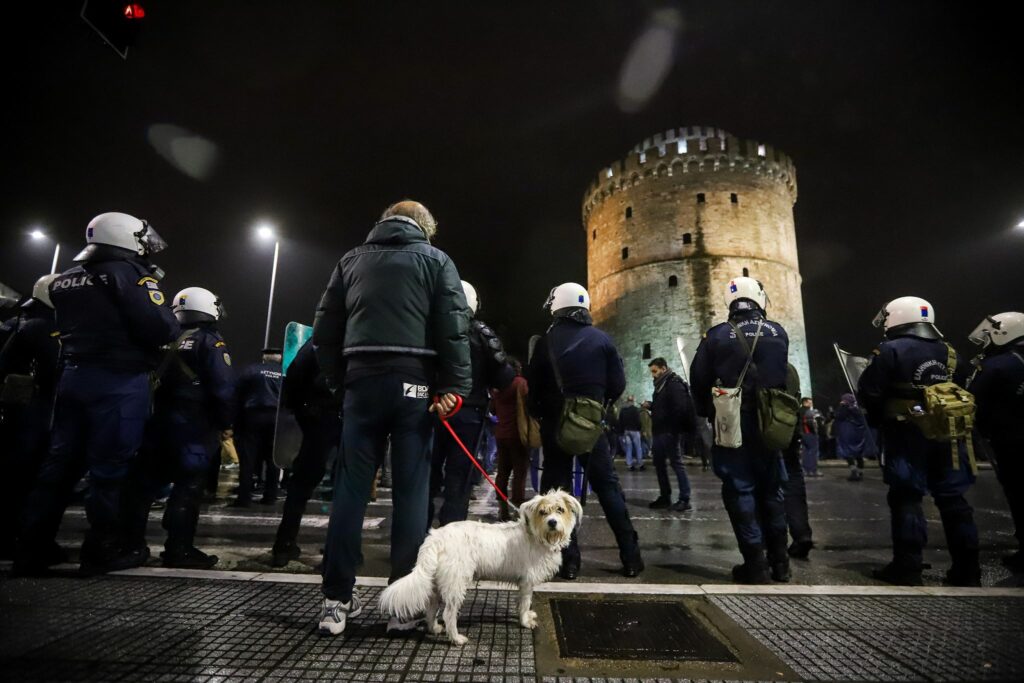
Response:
[771,560,792,583]
[671,499,692,512]
[648,495,671,509]
[732,547,771,584]
[946,549,981,587]
[788,539,814,559]
[271,542,301,568]
[872,561,923,586]
[162,545,218,569]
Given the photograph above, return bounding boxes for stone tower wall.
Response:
[583,126,811,400]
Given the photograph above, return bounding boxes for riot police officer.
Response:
[271,337,341,567]
[123,287,235,568]
[0,274,60,559]
[14,212,180,576]
[690,277,791,584]
[527,282,644,579]
[858,296,980,586]
[966,311,1024,572]
[428,280,513,526]
[232,348,283,506]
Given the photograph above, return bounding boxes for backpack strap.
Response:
[545,336,565,396]
[729,318,764,388]
[945,343,957,379]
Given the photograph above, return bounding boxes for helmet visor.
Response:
[542,286,557,310]
[136,220,168,256]
[871,307,888,329]
[967,316,996,347]
[215,299,227,320]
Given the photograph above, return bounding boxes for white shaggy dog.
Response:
[378,489,582,645]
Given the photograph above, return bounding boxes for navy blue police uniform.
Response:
[124,319,235,565]
[16,245,180,574]
[858,332,980,584]
[429,318,513,527]
[527,308,643,578]
[967,338,1024,570]
[272,338,342,565]
[781,364,814,558]
[0,299,60,558]
[690,308,791,582]
[233,358,283,505]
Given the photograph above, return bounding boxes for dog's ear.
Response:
[519,495,537,532]
[561,492,583,531]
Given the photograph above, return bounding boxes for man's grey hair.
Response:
[381,200,437,240]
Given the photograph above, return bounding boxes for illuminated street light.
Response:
[27,228,61,274]
[1016,219,1024,230]
[255,223,280,348]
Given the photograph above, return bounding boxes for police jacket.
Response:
[464,318,514,408]
[857,333,969,429]
[0,301,60,401]
[690,309,789,417]
[312,217,472,396]
[282,338,339,419]
[967,340,1024,440]
[526,308,626,420]
[651,371,696,436]
[154,322,235,431]
[237,361,282,412]
[49,246,180,372]
[618,404,642,432]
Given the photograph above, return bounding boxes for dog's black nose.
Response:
[547,519,557,529]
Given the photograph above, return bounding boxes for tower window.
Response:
[592,229,597,241]
[757,144,766,157]
[730,193,738,204]
[621,247,629,260]
[742,267,749,277]
[696,193,705,204]
[682,232,692,245]
[668,275,678,288]
[642,343,651,359]
[625,206,633,219]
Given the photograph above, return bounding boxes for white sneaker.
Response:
[386,614,424,636]
[318,593,363,636]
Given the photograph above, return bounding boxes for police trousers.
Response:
[322,374,433,602]
[711,410,789,563]
[237,407,279,502]
[19,366,150,557]
[540,426,640,568]
[881,422,978,571]
[781,431,813,545]
[991,436,1024,546]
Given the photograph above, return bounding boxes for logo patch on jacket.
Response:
[402,383,429,399]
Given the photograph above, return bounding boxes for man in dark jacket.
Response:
[231,348,283,506]
[123,286,235,568]
[859,296,979,586]
[967,311,1024,571]
[15,212,180,576]
[313,200,471,637]
[617,396,644,471]
[428,280,513,526]
[527,282,643,580]
[646,358,695,511]
[0,274,60,560]
[690,277,790,584]
[271,337,341,567]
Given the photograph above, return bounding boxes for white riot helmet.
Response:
[30,274,59,309]
[544,282,590,313]
[968,312,1024,349]
[461,280,479,315]
[172,287,225,323]
[74,212,167,262]
[724,276,768,312]
[872,296,942,339]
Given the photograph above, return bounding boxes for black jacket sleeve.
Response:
[110,265,180,350]
[200,334,236,431]
[605,339,626,405]
[690,337,714,418]
[430,256,472,396]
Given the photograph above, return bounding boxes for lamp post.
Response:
[256,224,280,349]
[30,229,60,274]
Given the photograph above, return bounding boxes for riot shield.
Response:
[272,321,313,468]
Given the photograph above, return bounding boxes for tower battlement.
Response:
[583,126,797,220]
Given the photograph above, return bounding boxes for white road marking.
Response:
[61,509,384,530]
[91,565,1024,597]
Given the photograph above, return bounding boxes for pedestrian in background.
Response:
[232,348,283,507]
[799,397,821,477]
[835,393,868,481]
[647,358,695,512]
[491,358,531,520]
[618,395,644,471]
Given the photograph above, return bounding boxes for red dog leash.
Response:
[434,395,516,510]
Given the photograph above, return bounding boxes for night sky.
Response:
[2,1,1022,401]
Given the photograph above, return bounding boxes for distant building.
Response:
[583,126,811,398]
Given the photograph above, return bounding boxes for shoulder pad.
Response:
[214,340,226,348]
[871,348,881,356]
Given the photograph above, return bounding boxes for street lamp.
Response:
[1016,219,1024,230]
[29,229,61,274]
[256,223,280,349]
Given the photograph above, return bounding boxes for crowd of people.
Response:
[1,201,1022,637]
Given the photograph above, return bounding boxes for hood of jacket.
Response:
[364,217,429,246]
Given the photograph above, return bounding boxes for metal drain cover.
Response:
[550,598,737,662]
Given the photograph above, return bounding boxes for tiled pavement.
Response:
[2,571,1022,682]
